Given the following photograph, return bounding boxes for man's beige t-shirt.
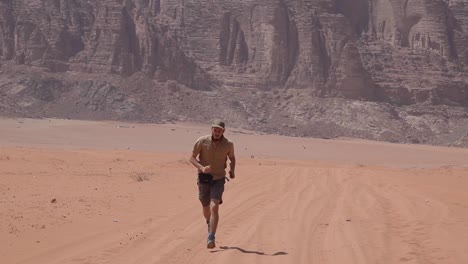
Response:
[192,135,234,180]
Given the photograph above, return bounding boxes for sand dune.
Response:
[1,118,468,264]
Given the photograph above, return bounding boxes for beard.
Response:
[212,134,223,142]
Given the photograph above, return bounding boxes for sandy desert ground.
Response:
[1,118,468,264]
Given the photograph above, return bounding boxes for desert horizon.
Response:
[1,117,468,264]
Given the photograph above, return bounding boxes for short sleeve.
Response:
[192,137,203,155]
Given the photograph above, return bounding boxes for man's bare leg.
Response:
[203,205,210,232]
[203,205,211,223]
[207,199,220,248]
[209,199,220,233]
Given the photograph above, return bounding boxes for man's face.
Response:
[211,127,224,141]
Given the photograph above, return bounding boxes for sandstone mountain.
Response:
[1,0,468,147]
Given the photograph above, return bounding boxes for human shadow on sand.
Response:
[210,246,288,256]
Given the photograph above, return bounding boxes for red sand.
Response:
[1,118,468,264]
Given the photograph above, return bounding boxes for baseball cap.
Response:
[211,120,225,130]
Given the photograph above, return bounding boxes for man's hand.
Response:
[202,165,212,174]
[229,170,235,179]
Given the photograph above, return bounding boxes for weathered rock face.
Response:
[1,0,467,101]
[0,0,212,90]
[364,0,468,105]
[1,0,468,146]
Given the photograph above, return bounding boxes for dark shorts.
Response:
[197,175,225,207]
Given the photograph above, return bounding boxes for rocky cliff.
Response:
[1,0,468,146]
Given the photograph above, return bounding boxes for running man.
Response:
[189,120,236,249]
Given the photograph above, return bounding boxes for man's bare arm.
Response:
[189,153,211,173]
[228,153,236,178]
